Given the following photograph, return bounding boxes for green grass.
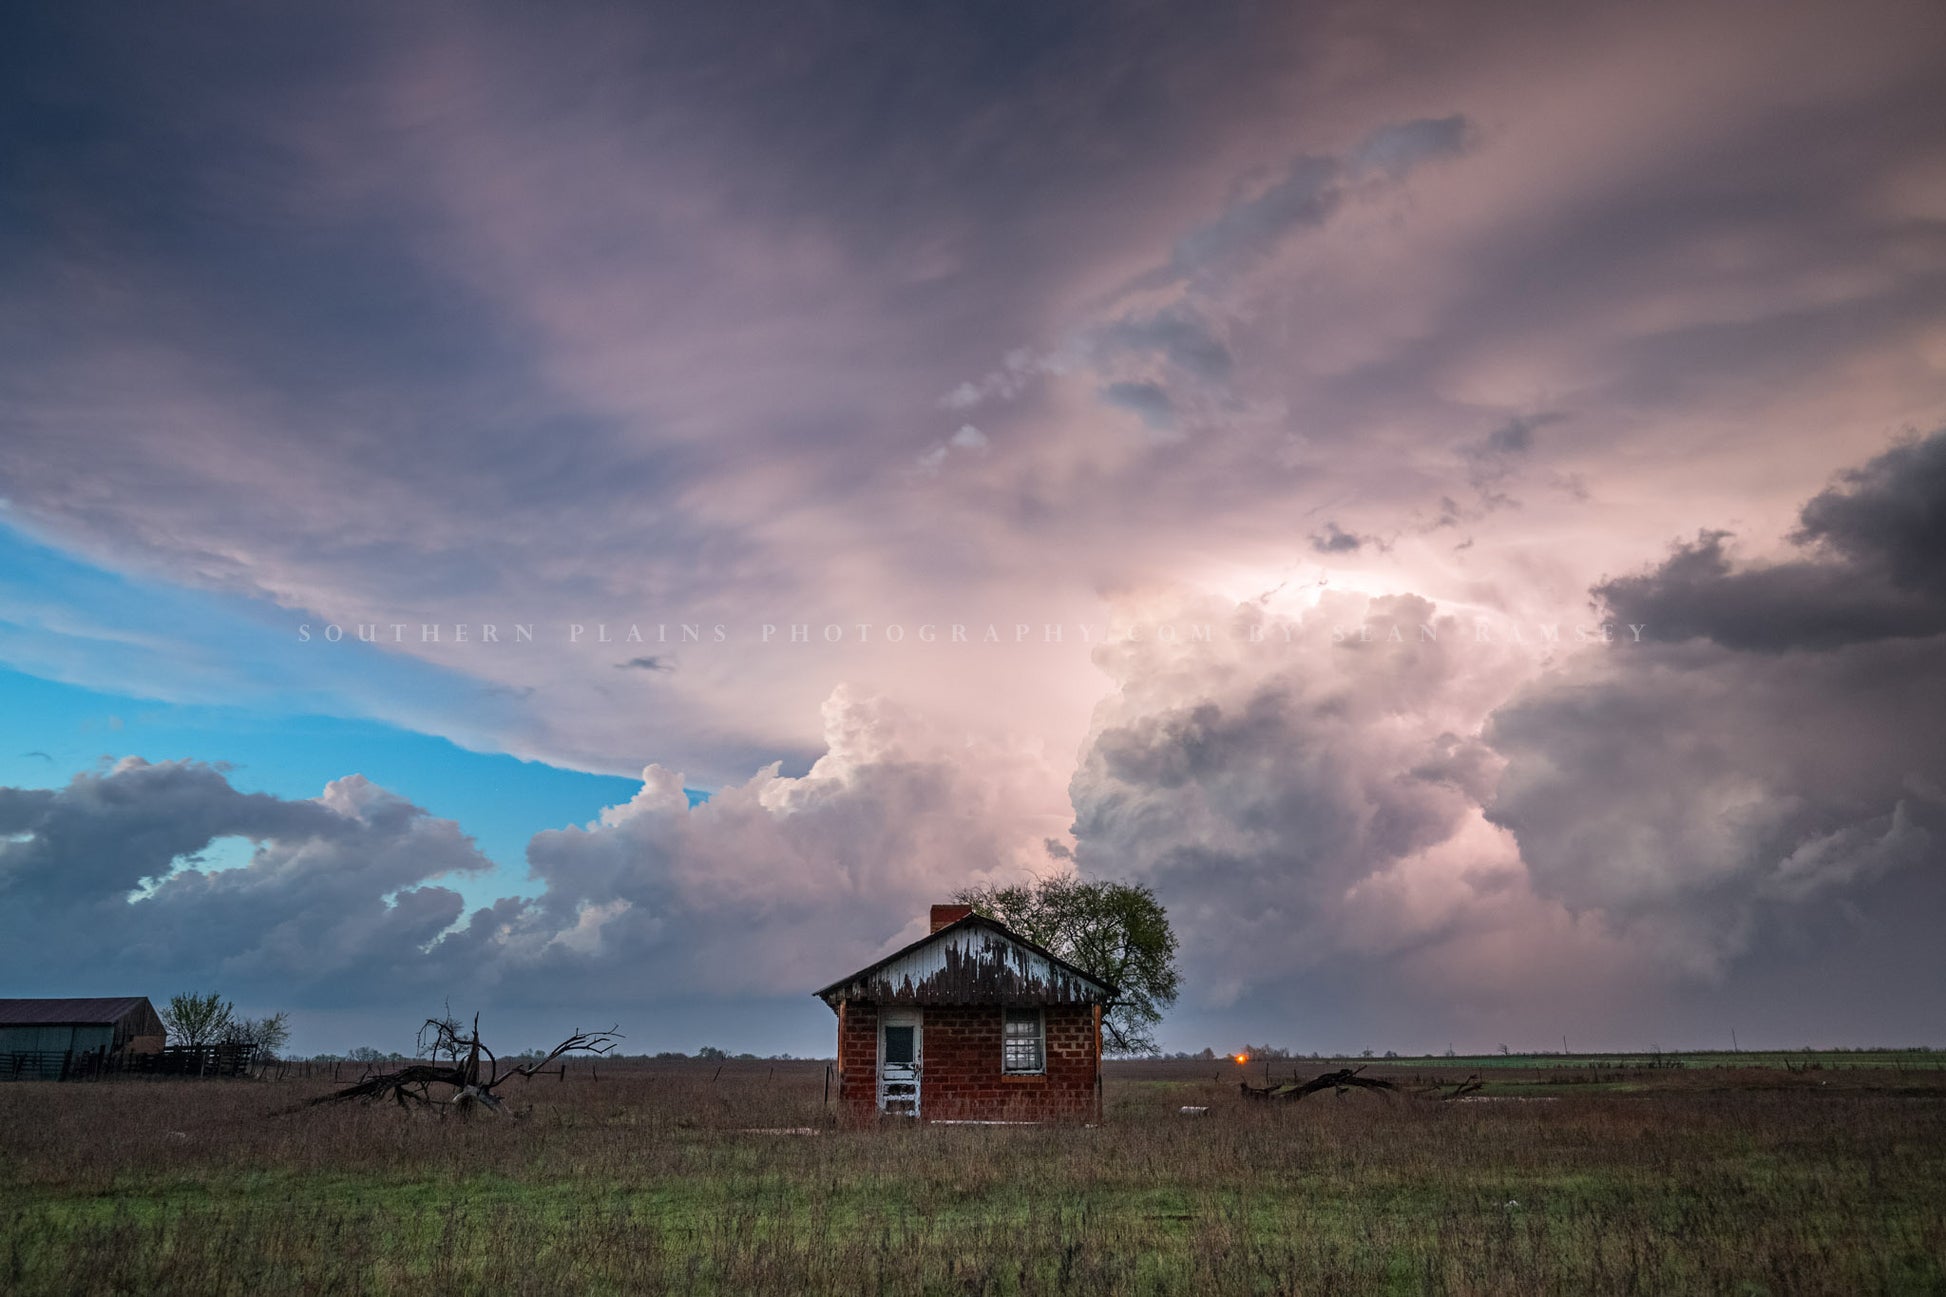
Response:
[4,1059,1944,1294]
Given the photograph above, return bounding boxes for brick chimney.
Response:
[930,903,974,933]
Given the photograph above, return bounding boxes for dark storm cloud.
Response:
[1245,7,1946,541]
[616,656,673,672]
[3,0,1944,1053]
[1488,637,1945,974]
[0,759,493,1000]
[1595,530,1946,652]
[1077,666,1468,920]
[1064,590,1562,1034]
[0,3,736,615]
[538,0,1315,276]
[8,0,1930,800]
[0,0,1349,782]
[1489,433,1946,991]
[1067,426,1946,1040]
[1793,430,1946,597]
[1597,430,1946,651]
[0,759,342,903]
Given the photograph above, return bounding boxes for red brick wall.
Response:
[837,1002,879,1120]
[834,1004,1099,1123]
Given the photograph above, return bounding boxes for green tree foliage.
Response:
[161,991,234,1048]
[955,877,1180,1055]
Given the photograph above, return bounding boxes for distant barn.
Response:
[0,997,165,1080]
[816,904,1116,1123]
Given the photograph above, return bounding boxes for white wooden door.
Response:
[877,1010,921,1117]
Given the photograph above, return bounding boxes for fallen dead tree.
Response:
[308,1013,620,1118]
[1240,1065,1398,1101]
[1435,1074,1485,1101]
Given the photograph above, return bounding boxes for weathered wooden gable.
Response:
[817,919,1114,1007]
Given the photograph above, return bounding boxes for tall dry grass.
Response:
[3,1058,1942,1295]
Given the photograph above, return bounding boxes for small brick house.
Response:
[815,904,1116,1123]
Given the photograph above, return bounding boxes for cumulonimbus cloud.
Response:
[0,758,493,998]
[1489,430,1946,980]
[0,691,1061,1019]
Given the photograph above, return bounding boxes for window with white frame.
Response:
[1002,1007,1045,1073]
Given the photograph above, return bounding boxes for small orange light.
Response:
[1234,1053,1248,1065]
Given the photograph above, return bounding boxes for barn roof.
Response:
[814,914,1117,1011]
[0,997,156,1026]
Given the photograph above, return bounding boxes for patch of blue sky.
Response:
[0,666,661,911]
[0,515,513,729]
[126,834,258,903]
[0,521,686,911]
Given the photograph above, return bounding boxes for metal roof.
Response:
[814,914,1117,1010]
[0,997,156,1026]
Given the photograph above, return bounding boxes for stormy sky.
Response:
[2,0,1943,1055]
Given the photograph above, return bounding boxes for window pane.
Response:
[1002,1009,1043,1072]
[883,1025,914,1065]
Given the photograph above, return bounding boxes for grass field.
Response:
[4,1055,1943,1295]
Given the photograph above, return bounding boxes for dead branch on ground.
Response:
[1434,1074,1485,1101]
[1240,1065,1398,1101]
[308,1013,620,1118]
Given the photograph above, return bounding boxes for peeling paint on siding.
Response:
[819,926,1111,1007]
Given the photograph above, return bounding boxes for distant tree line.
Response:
[292,1046,809,1063]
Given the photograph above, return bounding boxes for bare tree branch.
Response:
[1240,1066,1398,1101]
[309,1015,622,1118]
